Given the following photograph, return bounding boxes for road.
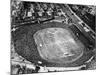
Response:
[60,4,95,46]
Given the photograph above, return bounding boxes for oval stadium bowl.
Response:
[12,22,95,67]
